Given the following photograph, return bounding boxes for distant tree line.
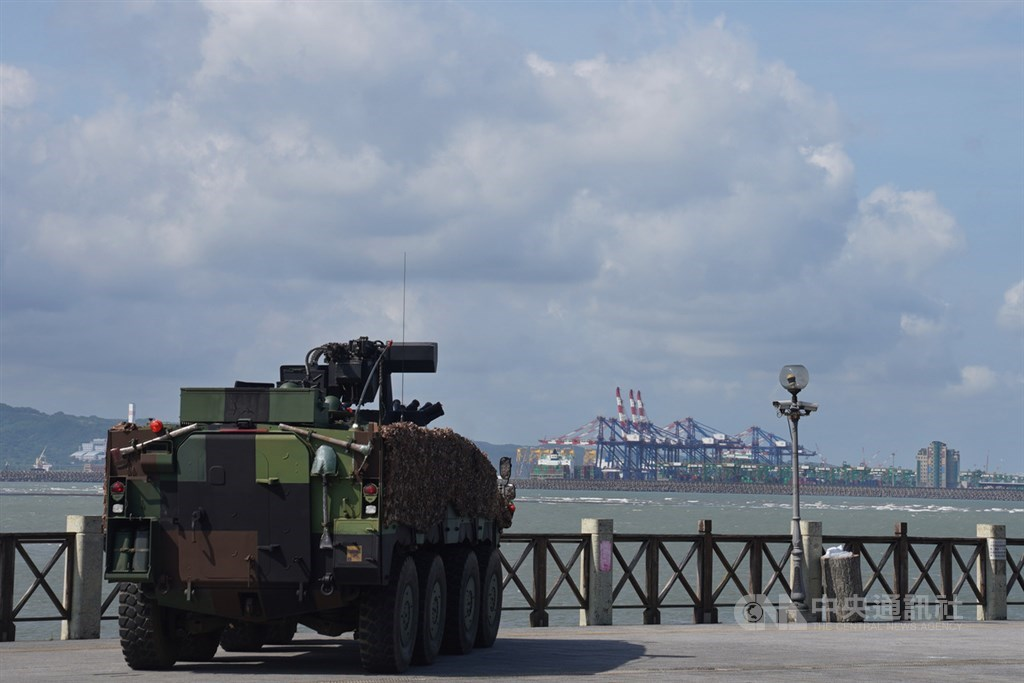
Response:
[0,404,119,470]
[0,402,526,473]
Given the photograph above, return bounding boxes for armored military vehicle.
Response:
[104,337,516,673]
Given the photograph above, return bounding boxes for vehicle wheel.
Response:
[118,582,179,670]
[219,622,267,652]
[359,554,419,673]
[413,551,446,665]
[475,545,503,648]
[440,546,479,655]
[177,628,222,662]
[264,619,297,645]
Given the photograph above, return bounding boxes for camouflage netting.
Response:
[380,422,513,531]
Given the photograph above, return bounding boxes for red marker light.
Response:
[150,419,164,433]
[362,483,378,496]
[111,481,125,494]
[508,502,516,513]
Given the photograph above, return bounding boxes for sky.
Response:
[1,1,1022,472]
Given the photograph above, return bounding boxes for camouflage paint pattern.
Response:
[179,387,326,424]
[104,406,385,618]
[104,379,504,624]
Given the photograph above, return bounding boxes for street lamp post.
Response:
[773,365,818,619]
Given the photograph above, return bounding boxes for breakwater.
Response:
[3,471,1021,501]
[513,478,1024,501]
[0,470,103,483]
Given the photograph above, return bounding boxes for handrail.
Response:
[1,524,1020,641]
[0,532,75,641]
[498,525,1020,627]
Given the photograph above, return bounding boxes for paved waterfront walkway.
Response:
[1,622,1021,682]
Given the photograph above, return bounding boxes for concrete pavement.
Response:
[1,622,1021,682]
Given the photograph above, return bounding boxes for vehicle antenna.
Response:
[401,252,407,404]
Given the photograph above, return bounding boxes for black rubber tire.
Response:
[118,582,178,670]
[219,622,267,652]
[264,619,297,645]
[412,551,446,665]
[475,545,503,648]
[358,555,419,673]
[177,629,222,662]
[440,546,480,655]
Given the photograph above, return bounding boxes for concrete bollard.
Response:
[580,518,613,625]
[801,520,822,622]
[976,524,1007,621]
[61,516,103,640]
[786,520,822,622]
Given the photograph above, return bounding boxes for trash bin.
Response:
[820,551,865,622]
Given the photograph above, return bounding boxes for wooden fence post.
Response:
[894,522,909,621]
[643,538,660,624]
[940,540,954,620]
[748,538,763,598]
[530,537,549,627]
[696,519,718,624]
[0,536,15,641]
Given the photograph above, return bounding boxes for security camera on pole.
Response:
[772,365,817,620]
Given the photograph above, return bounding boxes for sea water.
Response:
[503,490,1023,627]
[510,489,1023,538]
[1,482,104,533]
[2,483,1021,639]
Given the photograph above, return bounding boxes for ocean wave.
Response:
[524,496,635,505]
[511,493,1024,517]
[1,484,102,496]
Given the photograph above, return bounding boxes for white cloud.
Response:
[398,21,852,302]
[0,64,36,110]
[841,186,963,277]
[525,53,556,78]
[2,2,1019,467]
[997,280,1024,329]
[947,365,998,396]
[800,143,854,189]
[0,10,883,359]
[193,1,435,86]
[900,313,944,337]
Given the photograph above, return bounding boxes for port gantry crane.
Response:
[540,388,694,479]
[538,389,818,479]
[733,425,817,467]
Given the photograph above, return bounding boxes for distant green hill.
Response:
[0,402,526,472]
[0,404,120,470]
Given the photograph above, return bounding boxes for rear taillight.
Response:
[361,482,379,517]
[109,478,127,515]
